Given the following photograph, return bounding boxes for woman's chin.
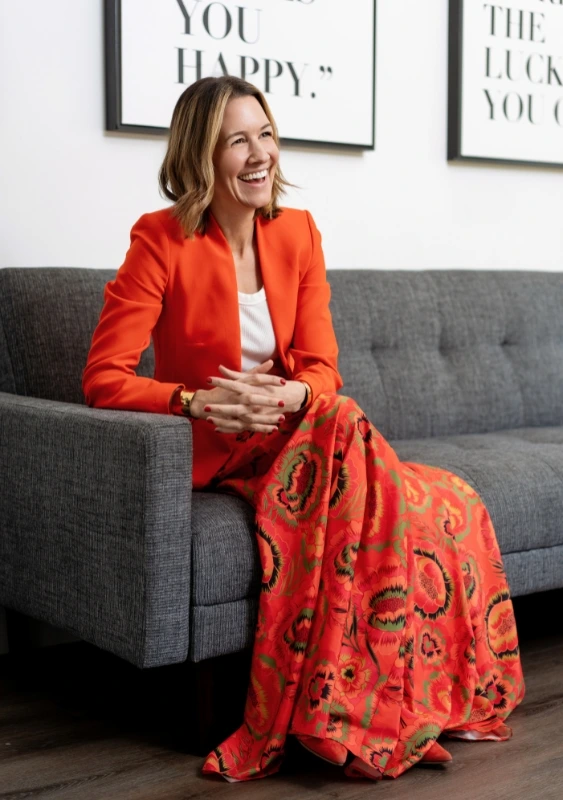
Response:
[239,194,272,211]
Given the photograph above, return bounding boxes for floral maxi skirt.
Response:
[201,394,525,781]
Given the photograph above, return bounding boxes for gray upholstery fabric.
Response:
[190,426,563,607]
[2,266,563,667]
[0,309,16,395]
[188,425,563,659]
[392,427,563,555]
[503,546,563,597]
[330,271,563,440]
[189,544,563,662]
[191,599,258,663]
[0,392,192,668]
[5,267,563,434]
[191,492,258,606]
[0,268,154,404]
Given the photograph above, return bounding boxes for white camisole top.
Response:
[238,286,277,372]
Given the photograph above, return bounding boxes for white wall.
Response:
[1,0,561,271]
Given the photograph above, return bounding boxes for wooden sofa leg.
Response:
[188,650,252,756]
[193,659,216,755]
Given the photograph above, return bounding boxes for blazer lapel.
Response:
[205,214,242,371]
[201,213,295,375]
[256,216,292,371]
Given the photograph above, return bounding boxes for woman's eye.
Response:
[232,137,245,145]
[261,130,273,138]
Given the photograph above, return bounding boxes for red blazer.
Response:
[82,207,343,487]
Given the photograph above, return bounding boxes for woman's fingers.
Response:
[207,376,243,392]
[206,406,284,424]
[204,397,284,416]
[209,376,284,396]
[208,416,279,434]
[217,365,250,380]
[215,425,279,434]
[218,360,274,378]
[246,372,286,387]
[215,367,285,388]
[248,359,275,374]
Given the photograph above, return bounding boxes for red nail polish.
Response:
[204,405,211,413]
[278,401,285,407]
[206,378,213,384]
[278,416,285,423]
[280,379,286,385]
[207,418,214,425]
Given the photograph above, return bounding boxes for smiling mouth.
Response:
[238,169,269,185]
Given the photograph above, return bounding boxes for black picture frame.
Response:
[104,0,377,151]
[448,0,563,169]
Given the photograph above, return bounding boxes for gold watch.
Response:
[179,390,196,417]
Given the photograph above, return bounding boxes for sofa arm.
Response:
[0,392,193,668]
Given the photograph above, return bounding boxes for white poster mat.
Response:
[458,0,563,165]
[117,0,376,147]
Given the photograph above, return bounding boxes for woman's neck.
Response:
[210,203,256,258]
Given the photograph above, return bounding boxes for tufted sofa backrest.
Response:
[329,270,563,440]
[1,267,562,440]
[0,268,154,405]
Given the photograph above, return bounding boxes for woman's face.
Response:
[212,95,280,215]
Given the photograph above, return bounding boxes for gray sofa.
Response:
[1,267,562,666]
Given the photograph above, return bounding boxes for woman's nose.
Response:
[249,137,268,163]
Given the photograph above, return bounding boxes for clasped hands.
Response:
[190,359,307,434]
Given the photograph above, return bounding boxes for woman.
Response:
[83,76,524,782]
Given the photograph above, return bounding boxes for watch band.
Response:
[180,390,196,417]
[299,381,312,410]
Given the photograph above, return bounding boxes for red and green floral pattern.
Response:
[202,395,525,781]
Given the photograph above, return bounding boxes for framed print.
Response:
[448,0,563,168]
[105,0,376,149]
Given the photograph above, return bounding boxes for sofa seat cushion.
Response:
[188,427,563,661]
[191,491,259,607]
[392,426,563,556]
[191,426,563,608]
[192,427,563,606]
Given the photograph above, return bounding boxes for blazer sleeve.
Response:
[82,214,183,414]
[289,211,343,400]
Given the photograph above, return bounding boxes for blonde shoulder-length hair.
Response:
[159,76,291,238]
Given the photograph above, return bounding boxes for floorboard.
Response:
[0,590,562,799]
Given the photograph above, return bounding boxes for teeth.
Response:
[240,170,268,182]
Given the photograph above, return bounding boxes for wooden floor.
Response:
[0,590,562,800]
